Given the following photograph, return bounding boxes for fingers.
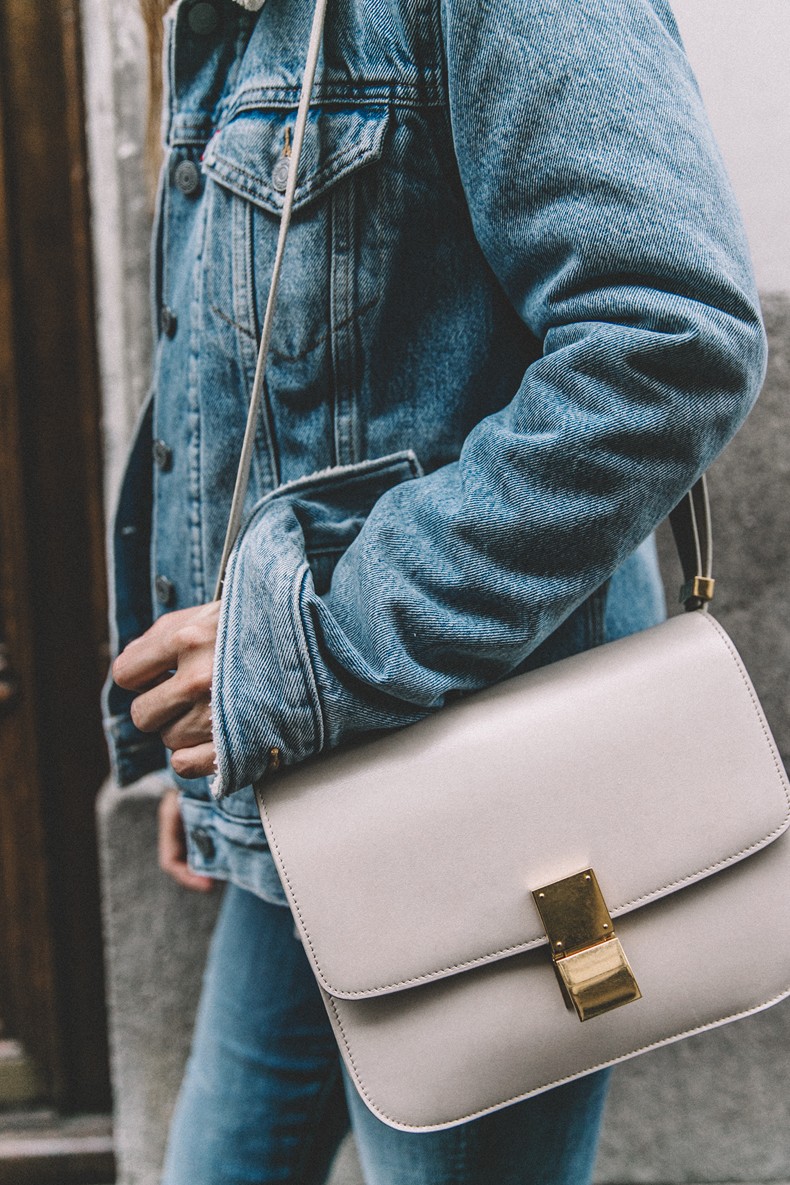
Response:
[113,601,220,692]
[113,613,183,690]
[160,700,213,752]
[130,672,207,734]
[171,742,217,780]
[115,602,220,783]
[136,692,215,779]
[158,788,214,892]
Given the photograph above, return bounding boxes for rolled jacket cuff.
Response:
[211,495,325,799]
[210,453,424,797]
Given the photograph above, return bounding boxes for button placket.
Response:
[153,440,173,472]
[154,575,176,607]
[160,306,178,338]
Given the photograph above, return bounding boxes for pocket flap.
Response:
[202,105,390,214]
[257,612,790,1000]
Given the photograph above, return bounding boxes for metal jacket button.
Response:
[153,440,173,472]
[190,828,216,861]
[187,2,219,36]
[272,155,290,193]
[154,575,175,606]
[173,159,201,197]
[160,306,178,338]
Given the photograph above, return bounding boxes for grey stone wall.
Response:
[97,776,221,1185]
[81,0,153,508]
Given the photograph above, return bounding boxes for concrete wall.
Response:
[671,0,790,295]
[83,3,790,1183]
[81,0,152,509]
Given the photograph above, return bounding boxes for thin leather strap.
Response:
[669,476,715,610]
[213,0,329,600]
[212,0,714,613]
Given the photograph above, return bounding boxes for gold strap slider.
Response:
[679,575,715,608]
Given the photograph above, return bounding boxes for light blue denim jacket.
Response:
[105,0,766,897]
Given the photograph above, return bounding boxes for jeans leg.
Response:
[161,884,349,1185]
[343,1065,612,1185]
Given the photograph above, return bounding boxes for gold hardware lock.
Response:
[532,869,641,1022]
[679,575,715,607]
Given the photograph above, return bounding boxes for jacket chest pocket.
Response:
[202,105,390,367]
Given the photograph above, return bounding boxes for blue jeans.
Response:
[162,884,612,1185]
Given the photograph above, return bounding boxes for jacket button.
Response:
[154,575,175,606]
[190,827,216,861]
[160,306,178,338]
[187,2,219,36]
[272,155,290,193]
[173,159,201,197]
[153,439,173,472]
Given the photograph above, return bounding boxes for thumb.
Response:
[158,787,215,893]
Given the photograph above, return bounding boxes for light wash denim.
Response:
[102,0,765,1176]
[105,0,765,811]
[161,882,614,1185]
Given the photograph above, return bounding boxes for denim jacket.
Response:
[104,0,765,896]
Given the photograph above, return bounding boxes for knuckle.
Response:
[173,624,203,653]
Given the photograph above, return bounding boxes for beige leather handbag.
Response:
[253,515,790,1130]
[218,0,790,1133]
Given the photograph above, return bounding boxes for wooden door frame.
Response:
[0,66,61,1103]
[0,0,110,1111]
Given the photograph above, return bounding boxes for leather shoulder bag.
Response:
[214,0,790,1132]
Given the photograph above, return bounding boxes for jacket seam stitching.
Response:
[225,86,445,115]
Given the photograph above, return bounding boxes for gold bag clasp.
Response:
[532,868,642,1022]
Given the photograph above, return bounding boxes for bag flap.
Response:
[256,612,790,1000]
[202,105,389,215]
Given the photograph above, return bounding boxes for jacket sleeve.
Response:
[211,0,766,797]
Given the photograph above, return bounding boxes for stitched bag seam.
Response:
[325,981,790,1131]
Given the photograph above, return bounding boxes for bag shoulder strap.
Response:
[670,476,715,611]
[213,0,329,600]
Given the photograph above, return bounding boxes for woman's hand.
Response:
[112,601,220,779]
[158,786,214,892]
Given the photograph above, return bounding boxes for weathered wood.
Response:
[0,0,110,1110]
[0,32,63,1106]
